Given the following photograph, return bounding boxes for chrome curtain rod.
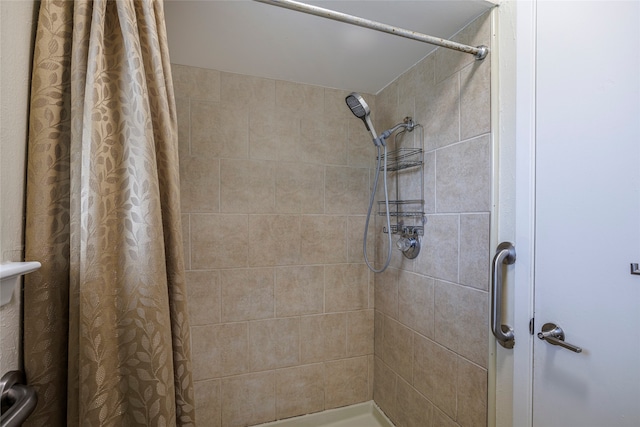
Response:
[253,0,489,60]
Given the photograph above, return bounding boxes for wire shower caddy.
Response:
[377,126,425,239]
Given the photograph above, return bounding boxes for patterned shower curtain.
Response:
[23,1,195,425]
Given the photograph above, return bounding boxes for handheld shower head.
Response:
[345,93,378,140]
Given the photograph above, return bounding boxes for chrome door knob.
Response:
[537,323,583,353]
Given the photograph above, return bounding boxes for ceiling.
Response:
[164,0,496,95]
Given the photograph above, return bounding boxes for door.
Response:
[533,2,640,426]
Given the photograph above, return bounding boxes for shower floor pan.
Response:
[253,401,394,427]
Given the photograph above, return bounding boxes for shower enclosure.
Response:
[171,5,494,427]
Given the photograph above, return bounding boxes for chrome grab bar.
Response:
[491,242,516,349]
[0,371,38,427]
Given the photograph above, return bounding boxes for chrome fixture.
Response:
[396,235,420,259]
[345,93,420,272]
[345,93,377,142]
[0,371,37,426]
[631,263,640,275]
[253,0,489,60]
[491,242,516,349]
[537,323,583,353]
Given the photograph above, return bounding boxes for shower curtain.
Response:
[23,1,195,425]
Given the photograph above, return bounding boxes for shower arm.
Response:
[253,0,489,60]
[374,118,415,147]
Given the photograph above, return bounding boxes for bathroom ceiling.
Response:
[164,0,496,94]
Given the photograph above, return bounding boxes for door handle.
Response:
[537,322,583,353]
[491,242,516,349]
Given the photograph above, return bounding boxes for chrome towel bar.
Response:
[0,371,37,427]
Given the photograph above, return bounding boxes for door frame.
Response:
[493,1,536,426]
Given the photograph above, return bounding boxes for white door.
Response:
[533,2,640,426]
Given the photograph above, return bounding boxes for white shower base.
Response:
[253,401,394,427]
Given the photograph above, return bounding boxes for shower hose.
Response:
[363,144,393,273]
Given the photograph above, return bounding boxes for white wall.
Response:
[0,0,38,373]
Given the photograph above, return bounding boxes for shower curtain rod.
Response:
[253,0,489,60]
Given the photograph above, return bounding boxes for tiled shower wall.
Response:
[173,65,378,427]
[173,10,491,427]
[372,13,491,427]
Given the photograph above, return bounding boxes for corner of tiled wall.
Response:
[372,10,492,427]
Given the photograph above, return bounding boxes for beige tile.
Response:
[375,267,398,319]
[398,270,435,339]
[460,60,491,141]
[300,313,347,364]
[324,356,369,409]
[423,74,460,151]
[300,117,347,165]
[191,101,248,159]
[220,158,275,213]
[374,311,385,358]
[275,265,324,317]
[374,217,406,271]
[459,214,490,291]
[347,309,374,357]
[434,281,489,368]
[396,67,417,121]
[415,214,459,283]
[423,151,436,215]
[395,152,423,203]
[395,377,433,427]
[457,358,488,427]
[248,318,300,371]
[416,53,436,94]
[191,323,248,380]
[433,407,460,427]
[248,215,301,267]
[176,97,190,157]
[324,264,368,312]
[276,364,325,420]
[182,214,190,270]
[373,357,398,424]
[436,130,491,215]
[194,379,221,427]
[413,334,457,419]
[179,156,219,212]
[324,88,352,121]
[382,317,414,383]
[220,72,275,111]
[368,268,375,309]
[219,268,274,322]
[249,107,299,162]
[324,118,349,166]
[186,270,220,326]
[300,215,347,264]
[275,162,324,214]
[347,119,377,168]
[367,355,374,400]
[347,216,374,264]
[325,166,370,215]
[221,372,275,427]
[375,81,398,131]
[275,80,324,118]
[171,64,220,101]
[191,214,248,269]
[434,11,491,83]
